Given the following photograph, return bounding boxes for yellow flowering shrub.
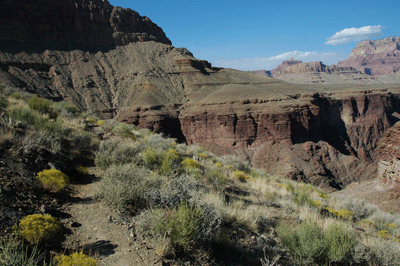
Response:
[378,230,391,238]
[214,162,223,168]
[318,192,328,199]
[160,149,180,174]
[54,252,97,266]
[76,165,89,177]
[198,153,208,159]
[232,171,251,182]
[181,158,199,169]
[18,214,61,244]
[96,120,104,126]
[325,207,353,220]
[36,169,70,192]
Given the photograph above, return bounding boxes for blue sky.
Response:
[109,0,399,71]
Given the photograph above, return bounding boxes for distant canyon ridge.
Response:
[1,0,400,191]
[255,37,400,84]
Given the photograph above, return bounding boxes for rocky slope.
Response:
[1,0,400,190]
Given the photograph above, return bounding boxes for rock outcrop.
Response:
[0,0,171,46]
[338,37,400,76]
[1,0,400,191]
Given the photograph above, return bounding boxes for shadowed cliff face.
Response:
[2,0,400,191]
[0,0,171,46]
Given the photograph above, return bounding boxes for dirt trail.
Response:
[62,167,161,266]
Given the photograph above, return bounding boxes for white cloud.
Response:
[212,51,348,71]
[325,25,385,46]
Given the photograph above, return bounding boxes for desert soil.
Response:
[62,167,162,266]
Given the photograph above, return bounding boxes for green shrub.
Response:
[219,154,250,172]
[9,92,21,99]
[95,138,144,170]
[167,202,203,250]
[292,185,313,206]
[142,148,163,170]
[160,149,181,175]
[366,239,400,265]
[111,122,136,139]
[68,131,95,154]
[136,202,204,252]
[54,252,97,266]
[145,133,177,151]
[98,164,158,211]
[207,167,229,187]
[28,95,53,114]
[36,169,70,192]
[277,220,357,265]
[17,214,61,244]
[6,107,63,134]
[52,101,79,117]
[277,220,327,264]
[325,223,357,262]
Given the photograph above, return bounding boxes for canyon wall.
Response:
[179,89,400,190]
